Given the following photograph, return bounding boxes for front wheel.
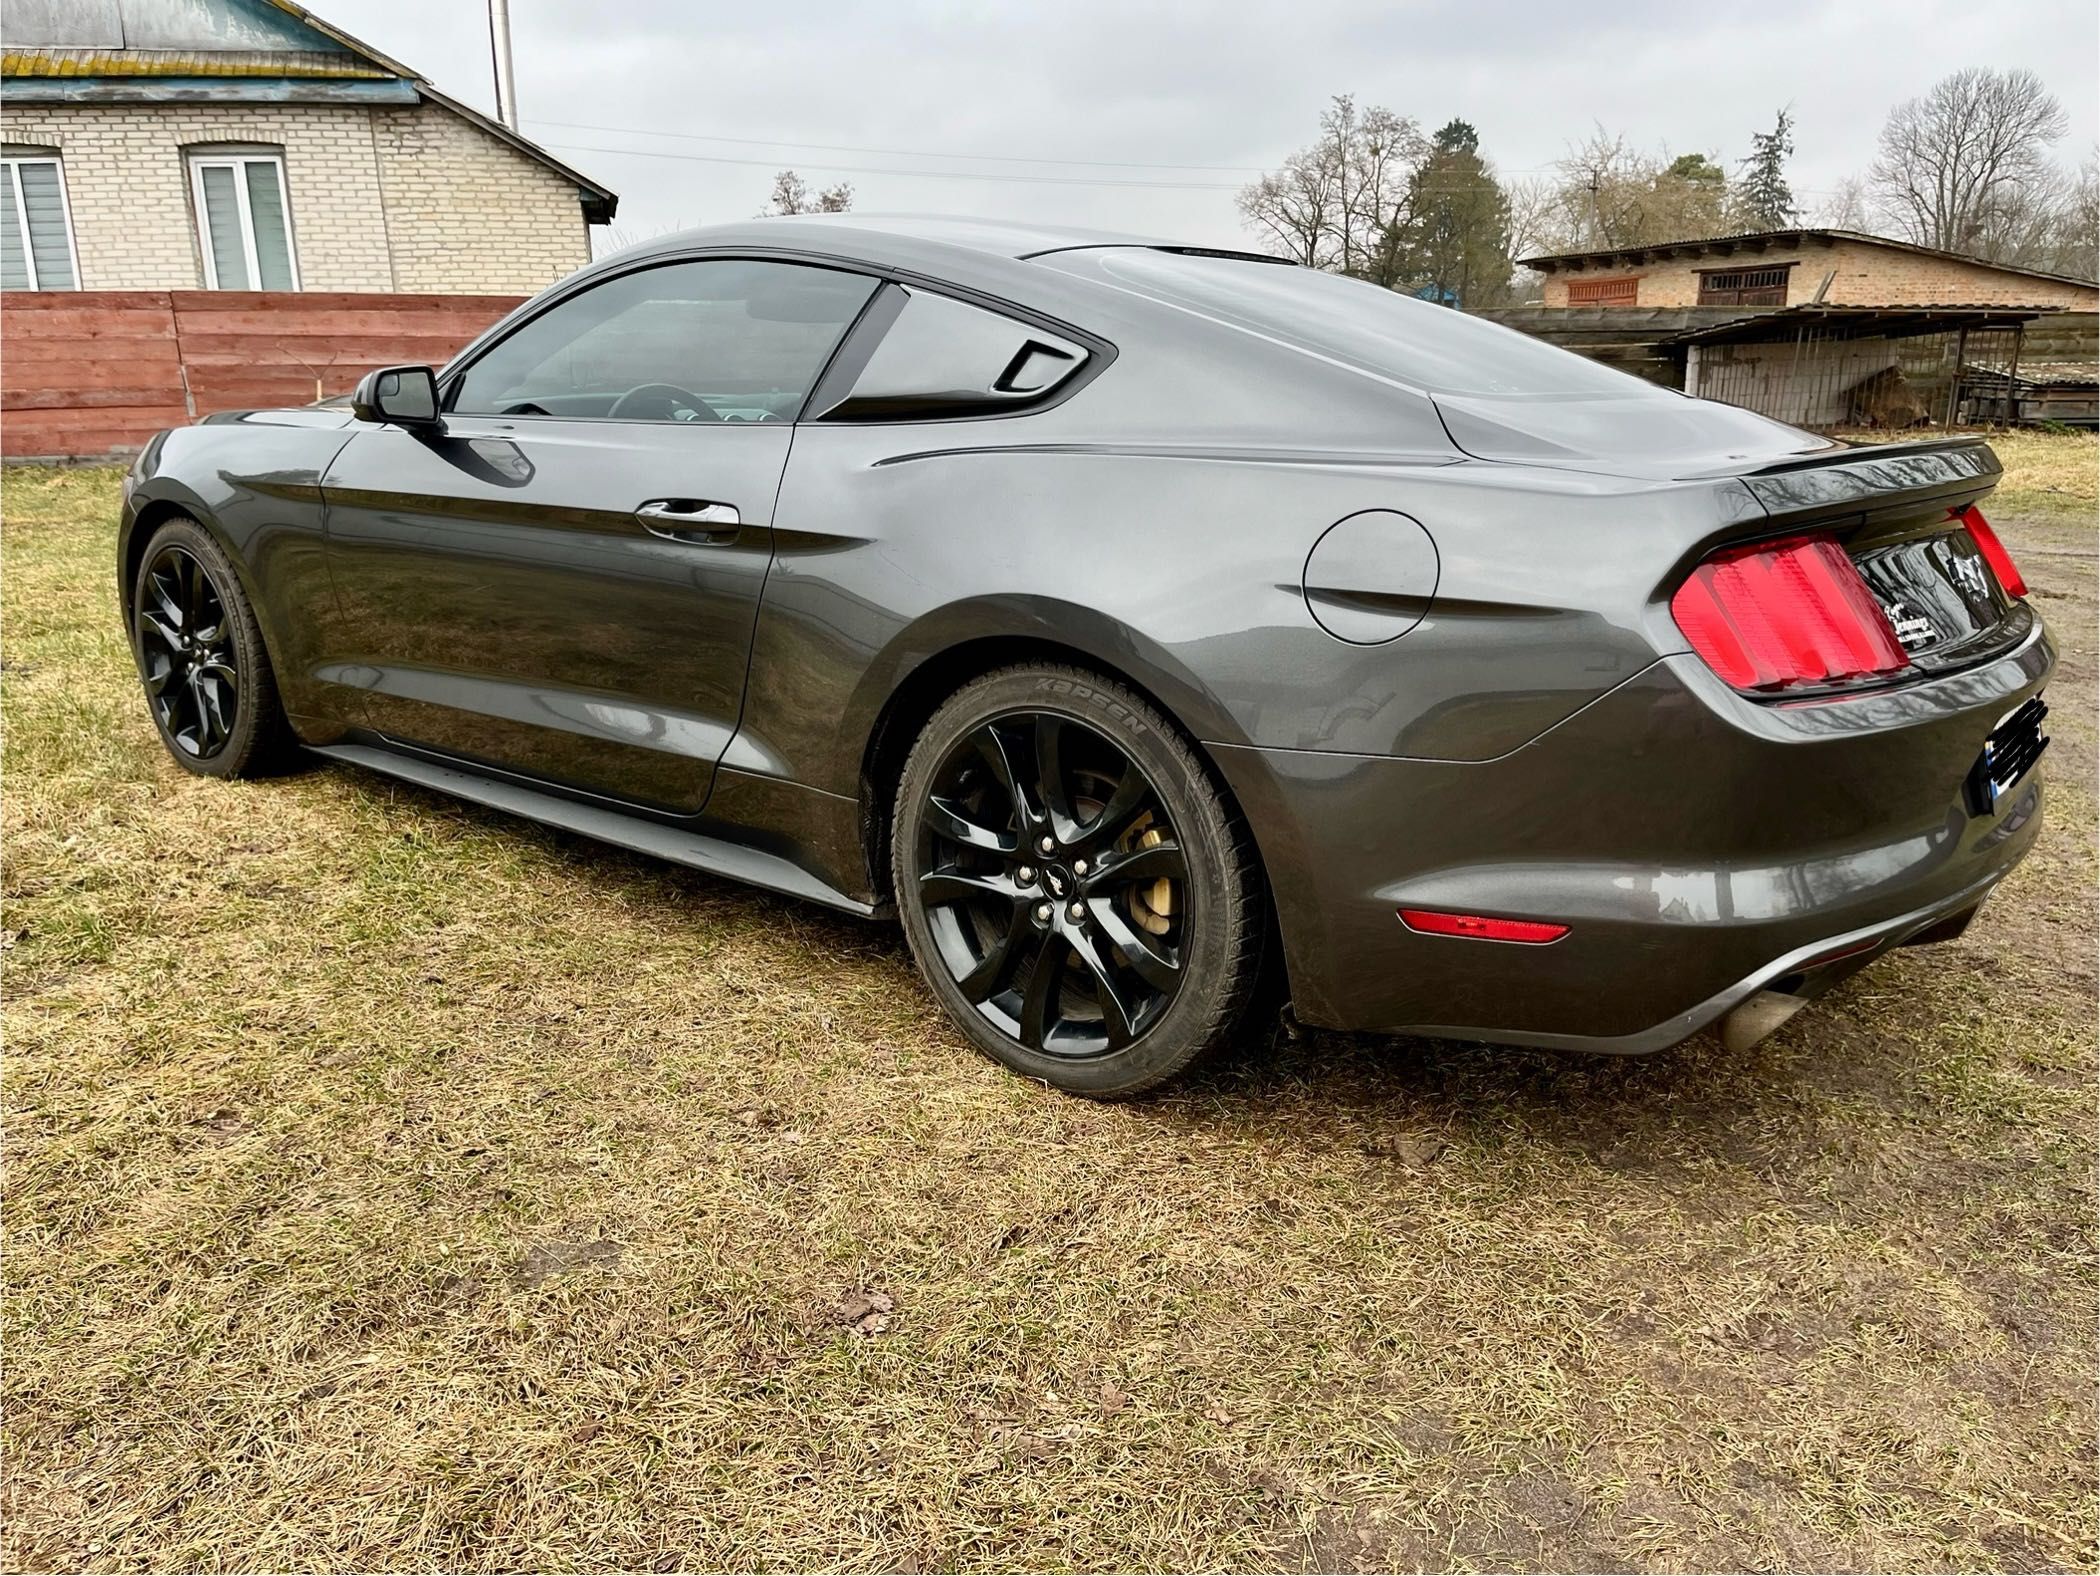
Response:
[891,665,1266,1098]
[129,516,294,778]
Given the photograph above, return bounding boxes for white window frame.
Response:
[2,154,82,291]
[187,153,301,292]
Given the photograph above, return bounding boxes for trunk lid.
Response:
[1733,438,2023,677]
[1432,388,1841,478]
[1432,384,2030,685]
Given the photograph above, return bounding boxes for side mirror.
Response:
[351,364,441,428]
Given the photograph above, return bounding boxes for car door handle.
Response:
[636,499,740,542]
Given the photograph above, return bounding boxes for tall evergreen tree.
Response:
[1388,118,1514,307]
[1736,110,1797,230]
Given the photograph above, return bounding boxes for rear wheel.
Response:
[130,517,293,778]
[892,665,1264,1097]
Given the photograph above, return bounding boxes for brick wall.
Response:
[1540,239,2100,311]
[367,106,589,292]
[0,100,592,294]
[1,289,522,459]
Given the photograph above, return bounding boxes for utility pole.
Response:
[488,0,520,130]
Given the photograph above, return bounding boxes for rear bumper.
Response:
[1215,620,2053,1051]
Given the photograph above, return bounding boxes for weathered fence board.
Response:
[2,289,525,460]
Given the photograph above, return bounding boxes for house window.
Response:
[1566,276,1638,306]
[188,152,299,290]
[1,147,79,290]
[1697,265,1791,307]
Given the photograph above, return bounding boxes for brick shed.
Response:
[1521,230,2097,314]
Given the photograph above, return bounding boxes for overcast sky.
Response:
[347,0,2097,248]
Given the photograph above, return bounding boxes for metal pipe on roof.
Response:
[487,0,519,131]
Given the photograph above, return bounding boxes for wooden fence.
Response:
[2,290,525,460]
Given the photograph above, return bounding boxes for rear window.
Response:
[1051,248,1666,400]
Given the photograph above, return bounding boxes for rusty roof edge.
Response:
[3,47,393,78]
[1517,227,2100,293]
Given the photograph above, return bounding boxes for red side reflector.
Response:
[1671,533,1910,692]
[1398,909,1569,944]
[1953,505,2027,599]
[1802,936,1880,970]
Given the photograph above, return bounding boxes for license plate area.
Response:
[1964,694,2048,816]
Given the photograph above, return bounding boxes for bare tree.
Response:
[2051,148,2100,279]
[1812,174,1873,231]
[762,170,853,216]
[1552,127,1647,249]
[1537,127,1732,251]
[1237,146,1340,268]
[1868,67,2067,258]
[1237,95,1425,278]
[1504,175,1564,263]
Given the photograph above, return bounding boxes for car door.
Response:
[316,257,880,814]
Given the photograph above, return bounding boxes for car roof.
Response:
[623,213,1176,262]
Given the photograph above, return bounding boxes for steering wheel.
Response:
[606,383,721,422]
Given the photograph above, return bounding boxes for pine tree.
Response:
[1737,110,1797,230]
[1387,118,1514,307]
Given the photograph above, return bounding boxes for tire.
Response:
[891,664,1265,1098]
[129,516,295,779]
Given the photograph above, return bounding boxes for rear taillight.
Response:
[1671,534,1909,693]
[1954,505,2027,599]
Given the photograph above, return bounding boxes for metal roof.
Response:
[1519,227,2100,293]
[2,47,390,77]
[1,0,338,51]
[1663,303,2062,347]
[1964,361,2100,389]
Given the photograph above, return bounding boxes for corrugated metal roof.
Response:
[1519,227,2100,294]
[1965,361,2100,389]
[1,0,350,54]
[1666,303,2061,347]
[2,47,390,77]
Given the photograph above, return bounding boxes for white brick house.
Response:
[0,0,616,294]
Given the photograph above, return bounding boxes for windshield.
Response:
[1052,248,1673,400]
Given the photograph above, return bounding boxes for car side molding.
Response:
[308,743,878,918]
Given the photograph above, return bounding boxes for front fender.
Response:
[118,415,357,727]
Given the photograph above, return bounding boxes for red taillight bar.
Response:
[1672,532,1910,693]
[1399,909,1569,944]
[1953,505,2027,599]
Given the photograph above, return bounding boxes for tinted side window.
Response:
[451,259,879,422]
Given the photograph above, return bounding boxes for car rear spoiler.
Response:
[1732,437,2002,528]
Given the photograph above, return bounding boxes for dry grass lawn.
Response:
[3,436,2095,1572]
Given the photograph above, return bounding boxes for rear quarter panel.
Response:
[750,419,1772,807]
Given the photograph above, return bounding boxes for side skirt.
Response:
[308,742,880,919]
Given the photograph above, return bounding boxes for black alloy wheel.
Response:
[894,665,1266,1097]
[137,543,240,759]
[130,515,293,779]
[915,710,1188,1056]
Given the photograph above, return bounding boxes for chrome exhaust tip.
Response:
[1719,990,1810,1055]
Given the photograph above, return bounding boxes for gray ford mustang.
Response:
[119,215,2051,1096]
